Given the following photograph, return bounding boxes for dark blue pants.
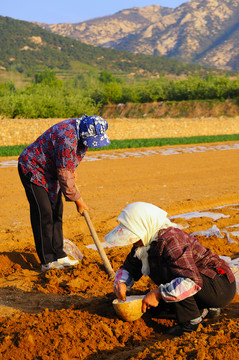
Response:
[18,164,66,264]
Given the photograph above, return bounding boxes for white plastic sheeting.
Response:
[1,143,239,168]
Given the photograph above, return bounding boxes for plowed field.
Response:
[0,118,239,359]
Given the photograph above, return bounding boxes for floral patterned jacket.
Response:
[18,119,87,203]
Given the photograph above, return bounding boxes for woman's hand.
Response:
[75,197,89,214]
[142,288,161,313]
[114,283,127,301]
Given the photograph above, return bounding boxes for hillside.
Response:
[38,0,239,72]
[0,15,225,78]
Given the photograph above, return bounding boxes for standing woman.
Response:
[105,202,236,336]
[18,115,110,271]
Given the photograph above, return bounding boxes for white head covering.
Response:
[105,202,173,247]
[105,202,179,276]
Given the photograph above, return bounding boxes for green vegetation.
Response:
[0,145,28,157]
[0,70,239,118]
[0,71,99,118]
[0,16,238,120]
[1,134,239,157]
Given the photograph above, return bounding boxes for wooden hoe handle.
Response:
[83,210,115,280]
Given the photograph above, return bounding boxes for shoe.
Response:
[207,308,221,319]
[167,320,204,337]
[41,261,64,272]
[57,256,79,267]
[201,308,221,319]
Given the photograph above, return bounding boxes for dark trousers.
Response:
[149,267,236,324]
[174,273,236,323]
[18,164,66,264]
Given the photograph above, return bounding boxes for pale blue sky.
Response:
[0,1,190,24]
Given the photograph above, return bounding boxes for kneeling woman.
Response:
[105,202,236,336]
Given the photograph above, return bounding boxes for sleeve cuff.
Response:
[57,168,81,201]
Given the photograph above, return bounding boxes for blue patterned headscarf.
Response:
[77,115,110,148]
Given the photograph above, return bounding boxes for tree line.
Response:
[0,69,238,118]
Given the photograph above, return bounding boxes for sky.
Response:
[0,1,190,24]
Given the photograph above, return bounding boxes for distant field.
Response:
[0,116,239,157]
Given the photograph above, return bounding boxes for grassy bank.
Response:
[101,99,239,119]
[1,134,239,157]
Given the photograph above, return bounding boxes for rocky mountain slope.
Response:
[38,0,239,71]
[0,15,213,77]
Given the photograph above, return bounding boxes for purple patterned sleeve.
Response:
[159,277,201,302]
[114,268,134,290]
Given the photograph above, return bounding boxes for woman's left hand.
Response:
[142,288,161,313]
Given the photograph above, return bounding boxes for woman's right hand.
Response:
[75,197,89,214]
[114,283,127,301]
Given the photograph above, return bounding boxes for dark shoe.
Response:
[201,308,221,320]
[207,308,221,319]
[167,321,204,337]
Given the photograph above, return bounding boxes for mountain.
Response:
[0,15,217,77]
[37,0,239,72]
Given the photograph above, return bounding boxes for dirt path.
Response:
[0,141,239,359]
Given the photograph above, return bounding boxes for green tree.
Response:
[104,82,123,104]
[34,69,63,87]
[98,70,115,84]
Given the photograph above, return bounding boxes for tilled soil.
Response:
[0,117,239,359]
